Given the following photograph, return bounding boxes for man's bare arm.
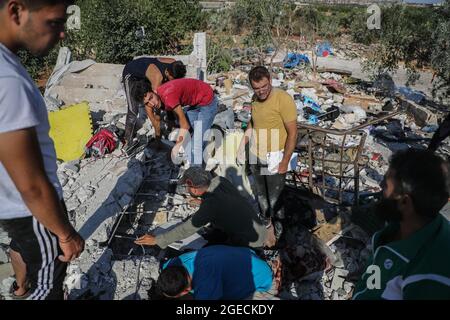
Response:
[144,106,161,140]
[172,105,190,130]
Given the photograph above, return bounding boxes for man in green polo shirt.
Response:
[353,149,450,300]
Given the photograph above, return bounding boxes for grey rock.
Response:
[0,246,9,264]
[0,232,10,245]
[77,188,90,203]
[66,197,80,212]
[331,268,349,291]
[344,282,353,294]
[403,99,438,127]
[58,172,69,187]
[64,162,80,174]
[65,272,89,291]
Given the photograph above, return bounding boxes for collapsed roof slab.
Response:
[48,63,125,114]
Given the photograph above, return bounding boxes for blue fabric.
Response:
[185,95,219,166]
[283,53,310,68]
[396,86,426,104]
[163,245,273,300]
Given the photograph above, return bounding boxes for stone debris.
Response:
[0,245,9,264]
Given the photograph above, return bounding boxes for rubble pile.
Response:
[333,35,375,60]
[1,40,448,301]
[206,47,448,300]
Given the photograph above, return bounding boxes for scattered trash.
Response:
[316,42,333,57]
[283,53,310,69]
[85,127,119,158]
[6,37,445,302]
[322,79,346,94]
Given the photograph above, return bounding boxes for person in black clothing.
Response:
[122,57,186,146]
[428,113,450,153]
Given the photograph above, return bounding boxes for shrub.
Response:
[362,2,449,99]
[17,47,60,87]
[68,0,206,64]
[19,0,206,81]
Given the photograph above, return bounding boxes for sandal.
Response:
[10,280,31,300]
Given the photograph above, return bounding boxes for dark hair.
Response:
[249,66,271,84]
[168,61,187,79]
[0,0,74,11]
[389,149,449,219]
[157,266,190,298]
[130,79,151,103]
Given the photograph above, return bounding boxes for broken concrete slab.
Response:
[152,210,168,226]
[330,268,349,291]
[402,98,438,127]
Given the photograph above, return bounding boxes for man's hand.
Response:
[58,232,85,262]
[188,197,202,207]
[170,141,184,163]
[278,161,289,174]
[264,223,277,248]
[236,146,246,166]
[135,234,157,246]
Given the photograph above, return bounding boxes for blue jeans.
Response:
[185,95,219,166]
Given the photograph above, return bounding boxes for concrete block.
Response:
[0,232,11,246]
[152,211,168,226]
[64,162,80,174]
[66,196,81,212]
[65,272,89,291]
[77,188,89,203]
[0,246,9,264]
[331,268,349,291]
[402,99,437,127]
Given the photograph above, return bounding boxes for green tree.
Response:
[430,1,450,100]
[69,0,206,63]
[19,0,207,81]
[363,2,449,101]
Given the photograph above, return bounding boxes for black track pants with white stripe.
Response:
[123,74,142,146]
[0,216,68,300]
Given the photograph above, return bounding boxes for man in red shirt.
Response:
[145,78,218,166]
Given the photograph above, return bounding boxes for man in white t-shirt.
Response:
[0,0,84,300]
